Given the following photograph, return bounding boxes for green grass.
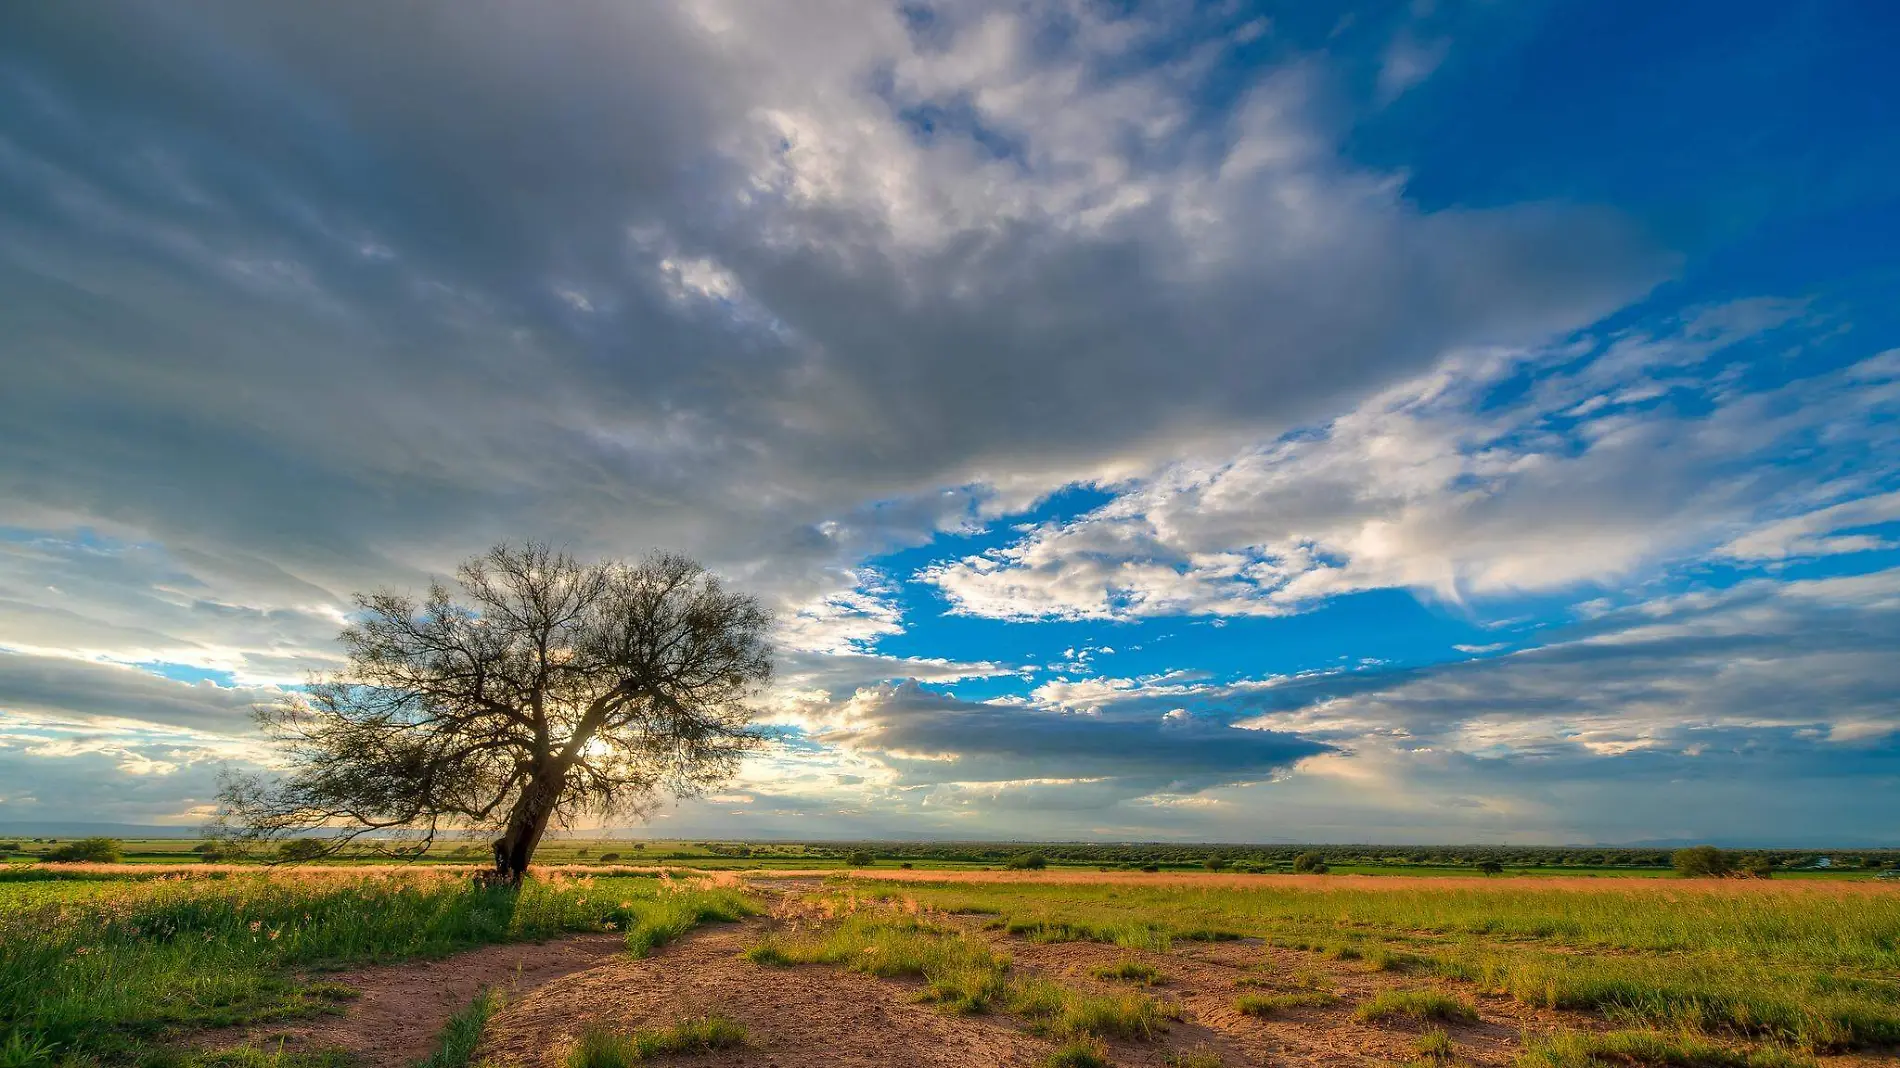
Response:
[1040,1039,1109,1068]
[1090,957,1164,984]
[747,911,1178,1040]
[1234,991,1340,1016]
[862,879,1900,1049]
[567,1014,746,1066]
[1355,990,1480,1025]
[1009,979,1178,1040]
[1166,1048,1224,1068]
[1514,1030,1817,1068]
[0,870,755,1062]
[746,912,1012,1013]
[1414,1027,1456,1064]
[415,989,500,1068]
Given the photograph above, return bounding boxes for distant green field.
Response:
[1,836,1889,878]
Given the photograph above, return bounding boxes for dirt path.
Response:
[476,915,1051,1066]
[214,933,627,1067]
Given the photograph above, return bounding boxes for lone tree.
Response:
[216,543,772,882]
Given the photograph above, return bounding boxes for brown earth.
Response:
[201,933,627,1066]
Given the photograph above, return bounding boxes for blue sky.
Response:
[1,0,1896,844]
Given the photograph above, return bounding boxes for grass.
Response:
[862,878,1900,1049]
[1414,1027,1456,1064]
[415,988,500,1068]
[0,869,755,1062]
[1090,957,1164,984]
[1040,1039,1109,1068]
[1233,991,1340,1016]
[1514,1030,1818,1068]
[1356,990,1481,1025]
[1166,1048,1224,1068]
[567,1014,746,1066]
[745,912,1012,1013]
[747,909,1178,1041]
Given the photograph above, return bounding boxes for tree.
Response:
[1203,856,1229,871]
[276,838,330,863]
[1476,860,1504,876]
[1293,851,1327,874]
[216,543,772,883]
[1005,852,1048,870]
[1672,845,1734,878]
[846,850,875,867]
[43,837,122,863]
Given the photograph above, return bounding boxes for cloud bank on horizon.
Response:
[2,0,1895,845]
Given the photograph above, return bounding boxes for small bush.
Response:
[598,853,622,862]
[0,842,21,853]
[1203,856,1229,871]
[900,862,914,869]
[1140,863,1160,873]
[845,850,875,867]
[42,838,121,864]
[1672,846,1734,878]
[1738,855,1775,879]
[1477,860,1504,876]
[1006,852,1049,870]
[1355,990,1479,1025]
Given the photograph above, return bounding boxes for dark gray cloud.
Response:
[0,652,275,734]
[821,680,1330,795]
[0,0,1664,609]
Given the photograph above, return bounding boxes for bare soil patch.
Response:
[204,934,627,1066]
[476,915,1052,1067]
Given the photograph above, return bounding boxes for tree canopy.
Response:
[216,543,773,880]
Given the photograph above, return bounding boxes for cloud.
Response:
[920,316,1899,620]
[807,680,1329,799]
[0,0,1662,623]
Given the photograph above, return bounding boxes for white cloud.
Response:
[921,315,1899,621]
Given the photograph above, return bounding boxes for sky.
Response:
[2,0,1897,846]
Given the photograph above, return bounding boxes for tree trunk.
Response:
[490,771,563,883]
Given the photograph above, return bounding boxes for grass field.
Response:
[3,862,1896,1066]
[0,867,754,1065]
[851,873,1900,1051]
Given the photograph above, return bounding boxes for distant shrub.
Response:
[1140,864,1160,873]
[1739,854,1776,879]
[1292,852,1329,874]
[900,862,914,869]
[632,842,645,849]
[42,837,121,863]
[1476,860,1504,876]
[1006,852,1048,870]
[845,850,875,867]
[0,842,20,853]
[196,840,246,863]
[577,848,590,857]
[1203,856,1229,871]
[599,852,622,862]
[1672,845,1734,878]
[275,838,329,862]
